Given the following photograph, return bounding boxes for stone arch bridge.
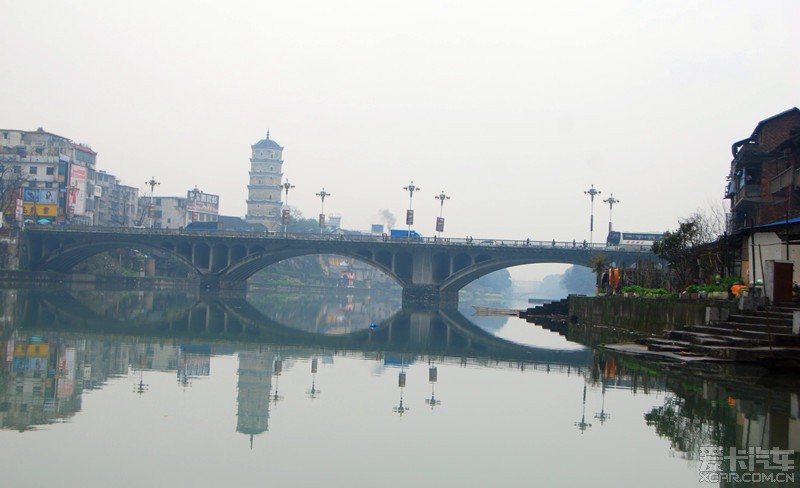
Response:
[21,227,657,308]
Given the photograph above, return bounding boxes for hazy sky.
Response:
[4,1,799,243]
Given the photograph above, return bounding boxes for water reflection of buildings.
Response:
[0,332,213,431]
[4,319,800,469]
[0,335,82,431]
[236,349,276,448]
[590,351,800,467]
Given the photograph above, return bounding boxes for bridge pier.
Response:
[402,285,459,310]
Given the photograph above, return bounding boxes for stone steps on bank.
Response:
[726,314,793,327]
[606,302,800,367]
[702,321,793,334]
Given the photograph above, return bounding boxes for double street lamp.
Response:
[145,177,160,228]
[282,180,295,235]
[434,191,450,236]
[189,185,202,223]
[315,188,331,232]
[403,181,420,237]
[603,193,620,234]
[584,184,601,245]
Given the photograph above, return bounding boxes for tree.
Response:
[653,207,728,290]
[560,265,595,295]
[588,252,610,292]
[0,160,24,226]
[286,208,332,234]
[470,269,512,292]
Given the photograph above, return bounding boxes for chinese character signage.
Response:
[319,213,325,228]
[186,191,220,215]
[406,209,414,225]
[436,217,445,232]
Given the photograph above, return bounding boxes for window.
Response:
[45,182,52,188]
[46,166,55,175]
[29,166,37,175]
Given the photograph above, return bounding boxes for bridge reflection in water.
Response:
[4,287,800,472]
[13,289,592,365]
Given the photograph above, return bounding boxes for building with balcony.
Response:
[725,107,800,284]
[0,128,135,227]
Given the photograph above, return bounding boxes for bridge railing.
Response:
[25,224,649,252]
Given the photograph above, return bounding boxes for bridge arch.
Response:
[221,247,407,287]
[23,228,657,307]
[34,238,201,276]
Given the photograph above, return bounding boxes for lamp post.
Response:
[434,191,450,237]
[315,188,331,232]
[584,184,601,245]
[403,180,420,238]
[282,180,295,235]
[145,177,160,228]
[602,193,620,235]
[189,185,202,223]
[575,383,592,433]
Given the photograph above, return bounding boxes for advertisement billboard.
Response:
[21,189,59,220]
[436,217,445,233]
[406,209,414,225]
[186,191,219,215]
[68,164,88,216]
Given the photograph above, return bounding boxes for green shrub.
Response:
[698,284,726,293]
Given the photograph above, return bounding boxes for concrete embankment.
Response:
[571,295,800,370]
[568,295,738,335]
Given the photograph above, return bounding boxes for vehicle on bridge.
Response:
[389,229,422,241]
[606,230,663,251]
[185,221,223,231]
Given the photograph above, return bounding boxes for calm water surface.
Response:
[0,288,798,487]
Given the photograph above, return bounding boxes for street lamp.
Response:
[282,180,295,235]
[403,180,420,238]
[145,177,160,228]
[584,184,601,245]
[189,185,202,223]
[575,383,592,433]
[434,191,450,237]
[315,188,331,232]
[602,193,620,235]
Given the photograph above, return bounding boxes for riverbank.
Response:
[0,269,200,290]
[569,295,800,371]
[568,294,738,335]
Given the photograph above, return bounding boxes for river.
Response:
[0,287,798,487]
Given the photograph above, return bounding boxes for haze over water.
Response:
[1,288,797,487]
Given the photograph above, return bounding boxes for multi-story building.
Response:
[246,132,284,232]
[138,190,219,229]
[91,170,138,227]
[0,128,135,227]
[725,107,800,284]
